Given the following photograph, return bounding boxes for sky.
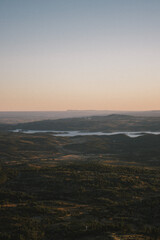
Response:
[0,0,160,111]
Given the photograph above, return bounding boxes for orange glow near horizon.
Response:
[1,1,160,111]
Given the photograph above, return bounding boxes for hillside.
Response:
[8,114,160,132]
[1,110,160,124]
[0,131,160,239]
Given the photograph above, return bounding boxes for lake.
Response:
[12,129,160,138]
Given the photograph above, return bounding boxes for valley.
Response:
[0,115,160,240]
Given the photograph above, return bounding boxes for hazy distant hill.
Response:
[5,114,160,132]
[0,110,160,124]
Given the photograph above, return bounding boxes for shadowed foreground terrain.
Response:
[0,118,160,239]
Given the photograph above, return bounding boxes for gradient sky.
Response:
[0,0,160,111]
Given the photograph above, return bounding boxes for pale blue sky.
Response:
[0,0,160,110]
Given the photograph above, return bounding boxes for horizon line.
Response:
[0,109,160,113]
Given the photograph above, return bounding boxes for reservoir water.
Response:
[12,130,160,138]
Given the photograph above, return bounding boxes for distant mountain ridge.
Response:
[0,110,160,124]
[2,114,160,132]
